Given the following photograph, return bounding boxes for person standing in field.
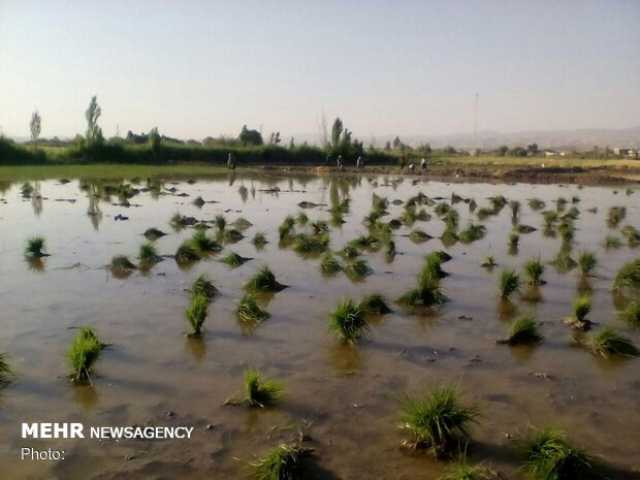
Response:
[337,155,343,170]
[420,157,427,172]
[356,155,363,169]
[227,152,235,170]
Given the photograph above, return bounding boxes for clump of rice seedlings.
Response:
[232,217,253,230]
[577,251,597,276]
[237,293,270,326]
[440,227,459,247]
[551,250,577,273]
[221,251,252,267]
[440,462,499,480]
[67,327,104,384]
[556,196,568,211]
[24,236,47,257]
[328,299,368,343]
[524,258,545,286]
[214,214,227,231]
[21,182,34,197]
[515,224,537,234]
[320,252,342,275]
[349,234,379,251]
[139,242,161,266]
[110,255,137,271]
[510,200,521,224]
[587,327,639,358]
[434,202,451,217]
[435,250,453,263]
[174,240,200,262]
[310,220,329,235]
[344,258,371,281]
[0,353,13,386]
[385,240,396,262]
[143,227,166,240]
[278,215,295,240]
[170,212,197,230]
[425,252,448,278]
[245,266,287,292]
[607,206,626,228]
[293,233,329,255]
[398,262,448,308]
[497,315,542,345]
[371,192,389,214]
[520,427,595,480]
[565,295,592,330]
[542,210,558,228]
[613,259,640,290]
[508,233,520,254]
[252,232,268,249]
[528,198,546,211]
[618,301,640,327]
[191,274,218,299]
[243,368,283,408]
[481,256,497,269]
[621,225,640,247]
[458,223,487,244]
[251,443,312,480]
[359,294,391,315]
[489,195,507,211]
[468,199,477,212]
[443,209,460,230]
[296,211,308,225]
[409,229,432,243]
[192,196,205,207]
[217,228,241,245]
[339,244,361,259]
[604,235,622,249]
[399,385,479,457]
[185,293,208,336]
[192,230,222,253]
[499,270,520,299]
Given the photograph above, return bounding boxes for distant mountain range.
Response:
[292,126,640,151]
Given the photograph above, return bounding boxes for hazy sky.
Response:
[1,0,639,141]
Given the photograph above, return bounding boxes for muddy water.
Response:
[0,172,639,479]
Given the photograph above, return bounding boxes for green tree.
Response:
[30,110,42,148]
[239,125,263,146]
[331,117,343,149]
[149,127,161,154]
[85,96,103,146]
[497,145,509,156]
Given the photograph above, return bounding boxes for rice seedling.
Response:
[221,228,244,244]
[278,215,295,240]
[21,182,34,197]
[551,250,577,273]
[191,274,218,299]
[520,427,595,480]
[143,227,166,240]
[556,197,568,211]
[371,192,388,214]
[524,258,545,285]
[24,236,47,257]
[618,301,640,327]
[497,315,542,345]
[604,235,623,251]
[110,255,137,271]
[443,209,460,230]
[0,353,13,386]
[339,243,360,259]
[385,240,396,262]
[440,227,459,247]
[399,385,479,456]
[245,266,287,292]
[458,223,486,244]
[440,462,499,480]
[192,196,205,207]
[344,258,371,281]
[577,251,597,276]
[528,198,546,211]
[515,224,537,234]
[192,230,222,253]
[252,232,268,250]
[542,210,559,228]
[67,327,104,384]
[434,250,453,263]
[296,211,308,225]
[185,293,208,336]
[510,200,521,223]
[398,262,448,308]
[221,251,252,267]
[139,241,161,265]
[499,270,520,299]
[251,443,312,480]
[175,242,201,263]
[409,229,432,243]
[232,217,253,230]
[425,252,448,278]
[489,195,507,212]
[481,256,497,269]
[293,233,329,255]
[564,295,593,330]
[587,327,639,358]
[328,299,368,343]
[613,259,640,290]
[607,206,626,228]
[214,214,227,231]
[349,234,379,251]
[310,220,329,235]
[508,232,520,252]
[621,225,640,247]
[243,368,283,408]
[320,252,342,275]
[359,294,392,315]
[237,293,270,326]
[435,202,451,217]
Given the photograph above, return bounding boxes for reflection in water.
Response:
[72,384,99,411]
[508,343,536,363]
[498,299,518,321]
[328,343,362,374]
[86,185,103,231]
[577,277,593,296]
[31,181,43,217]
[26,256,46,273]
[238,185,248,203]
[521,286,544,304]
[185,336,207,362]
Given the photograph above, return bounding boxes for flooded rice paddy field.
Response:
[1,171,639,479]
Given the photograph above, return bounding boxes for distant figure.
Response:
[337,155,343,170]
[408,163,415,172]
[326,154,331,166]
[227,152,235,170]
[420,157,427,171]
[356,156,363,169]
